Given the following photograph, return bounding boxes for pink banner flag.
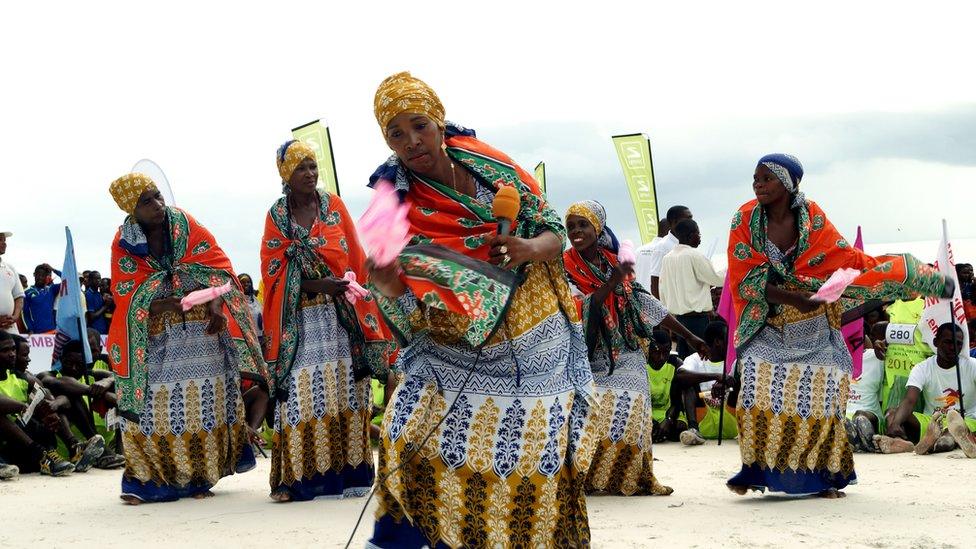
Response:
[717,273,737,374]
[841,227,865,378]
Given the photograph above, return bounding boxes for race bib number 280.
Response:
[886,323,916,346]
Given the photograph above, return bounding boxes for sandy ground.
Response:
[1,441,973,548]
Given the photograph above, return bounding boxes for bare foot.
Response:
[120,495,143,505]
[946,409,976,458]
[727,484,749,496]
[270,491,292,503]
[818,489,846,499]
[874,435,914,454]
[915,411,944,455]
[192,490,215,500]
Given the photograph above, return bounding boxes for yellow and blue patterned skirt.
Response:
[269,296,374,500]
[369,263,596,549]
[120,305,255,502]
[729,313,855,494]
[585,348,672,496]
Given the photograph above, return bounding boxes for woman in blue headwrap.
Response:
[563,200,707,496]
[725,154,948,497]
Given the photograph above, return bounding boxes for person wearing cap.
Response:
[0,231,24,335]
[23,263,62,334]
[105,173,269,504]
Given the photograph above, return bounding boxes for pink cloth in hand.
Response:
[181,282,232,311]
[342,271,370,305]
[359,180,411,268]
[811,268,862,303]
[618,239,637,266]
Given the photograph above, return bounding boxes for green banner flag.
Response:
[534,161,547,194]
[612,133,659,244]
[292,120,340,195]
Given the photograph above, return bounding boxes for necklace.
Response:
[449,161,458,192]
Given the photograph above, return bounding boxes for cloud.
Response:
[3,3,976,279]
[480,106,976,263]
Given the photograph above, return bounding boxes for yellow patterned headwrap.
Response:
[109,173,158,214]
[566,201,605,234]
[373,71,445,132]
[277,140,317,183]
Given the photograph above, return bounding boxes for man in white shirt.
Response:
[845,322,886,452]
[879,323,976,457]
[659,219,725,358]
[634,218,669,291]
[671,321,738,445]
[646,206,692,299]
[0,232,25,335]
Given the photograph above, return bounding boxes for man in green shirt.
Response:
[647,330,683,442]
[0,332,82,476]
[37,338,124,469]
[879,299,933,423]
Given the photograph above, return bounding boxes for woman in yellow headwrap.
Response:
[365,72,595,548]
[106,173,268,504]
[563,199,709,496]
[260,140,391,502]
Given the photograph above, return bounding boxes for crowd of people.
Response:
[1,71,975,548]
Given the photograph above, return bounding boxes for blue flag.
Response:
[52,227,92,369]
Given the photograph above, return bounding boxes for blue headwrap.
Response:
[758,153,805,208]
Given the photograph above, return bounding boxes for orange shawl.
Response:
[261,193,390,395]
[728,199,944,349]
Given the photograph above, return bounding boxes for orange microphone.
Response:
[492,185,521,236]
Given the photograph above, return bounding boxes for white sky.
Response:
[2,1,975,280]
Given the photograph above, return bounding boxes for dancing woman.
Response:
[366,72,595,548]
[725,154,948,497]
[107,173,268,503]
[261,140,391,502]
[563,200,707,496]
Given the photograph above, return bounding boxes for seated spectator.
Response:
[876,323,976,457]
[646,330,685,443]
[0,332,99,475]
[84,270,110,335]
[845,322,886,452]
[23,263,61,334]
[659,219,725,358]
[37,339,122,469]
[672,321,738,445]
[369,372,399,444]
[881,298,932,415]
